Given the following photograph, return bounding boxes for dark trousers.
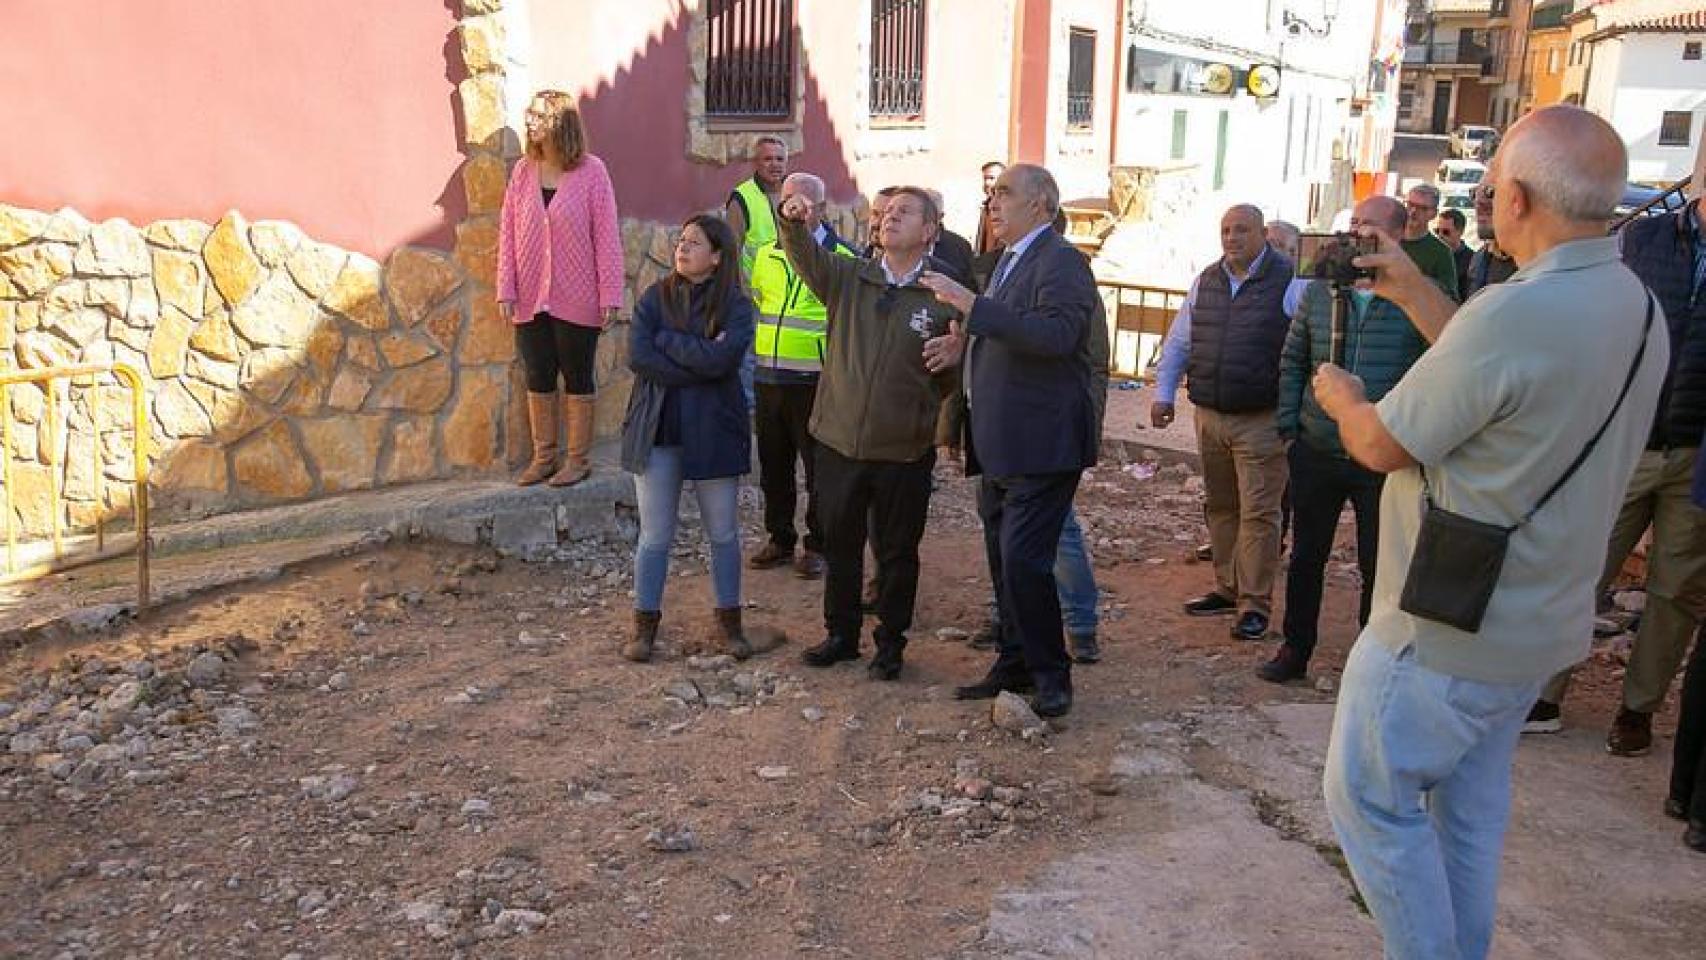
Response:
[1671,623,1706,821]
[978,471,1081,695]
[515,314,599,395]
[1281,441,1383,662]
[817,445,934,650]
[755,381,822,553]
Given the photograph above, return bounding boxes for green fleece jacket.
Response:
[780,216,961,463]
[1276,280,1428,458]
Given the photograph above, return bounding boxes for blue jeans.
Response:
[1055,506,1099,637]
[633,446,742,613]
[1323,639,1542,960]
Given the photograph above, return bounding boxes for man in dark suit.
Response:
[919,164,1099,718]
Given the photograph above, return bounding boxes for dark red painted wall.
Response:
[0,0,466,254]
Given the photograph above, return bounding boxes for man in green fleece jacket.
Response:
[777,185,962,682]
[1258,195,1428,684]
[1400,183,1461,301]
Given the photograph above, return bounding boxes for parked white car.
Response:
[1448,124,1498,159]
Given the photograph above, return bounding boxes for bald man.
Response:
[1261,196,1427,685]
[1152,204,1297,642]
[1312,105,1668,958]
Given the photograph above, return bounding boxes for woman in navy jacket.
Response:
[620,214,755,663]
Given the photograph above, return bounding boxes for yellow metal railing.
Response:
[1098,279,1189,381]
[0,362,150,610]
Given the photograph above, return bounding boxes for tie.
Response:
[989,249,1017,293]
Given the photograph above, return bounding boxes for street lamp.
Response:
[1282,0,1341,38]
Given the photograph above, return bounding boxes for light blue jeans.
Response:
[633,446,742,613]
[1323,638,1542,960]
[1055,507,1099,637]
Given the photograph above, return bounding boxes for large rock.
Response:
[285,240,346,300]
[326,366,375,412]
[454,217,499,289]
[281,367,330,417]
[386,247,462,328]
[6,461,58,536]
[155,440,229,497]
[373,356,452,412]
[45,305,106,347]
[73,219,149,277]
[462,152,508,214]
[148,309,195,378]
[248,221,305,269]
[188,309,242,362]
[203,212,263,307]
[460,290,513,364]
[322,253,389,331]
[154,379,214,438]
[459,14,505,72]
[304,323,344,377]
[379,331,441,368]
[425,298,465,353]
[43,208,90,244]
[230,273,318,348]
[299,415,387,493]
[233,421,313,500]
[152,249,206,317]
[383,417,438,483]
[142,219,211,252]
[83,278,131,319]
[240,347,302,407]
[457,74,507,151]
[443,366,505,468]
[0,204,51,249]
[208,388,274,444]
[345,333,381,370]
[0,242,75,296]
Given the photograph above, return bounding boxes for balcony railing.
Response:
[1403,41,1491,66]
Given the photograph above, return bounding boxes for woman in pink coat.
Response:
[498,90,625,486]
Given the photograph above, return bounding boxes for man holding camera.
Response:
[1312,105,1666,960]
[1259,196,1428,684]
[1152,204,1296,642]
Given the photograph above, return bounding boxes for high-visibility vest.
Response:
[732,178,779,278]
[749,232,854,376]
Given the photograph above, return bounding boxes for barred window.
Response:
[1659,111,1693,147]
[1067,29,1096,130]
[706,0,796,120]
[870,0,927,121]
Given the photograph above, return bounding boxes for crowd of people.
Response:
[495,90,1705,958]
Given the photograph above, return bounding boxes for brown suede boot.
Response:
[623,610,660,662]
[515,391,559,486]
[716,607,753,660]
[548,394,594,487]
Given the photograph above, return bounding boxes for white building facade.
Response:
[1580,11,1706,185]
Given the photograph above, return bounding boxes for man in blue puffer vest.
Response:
[1259,196,1428,683]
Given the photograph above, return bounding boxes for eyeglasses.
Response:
[1405,200,1438,213]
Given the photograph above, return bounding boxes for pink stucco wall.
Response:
[530,0,1014,236]
[0,1,466,254]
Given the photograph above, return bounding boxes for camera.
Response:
[1297,231,1377,285]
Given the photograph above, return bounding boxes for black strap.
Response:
[1422,293,1655,526]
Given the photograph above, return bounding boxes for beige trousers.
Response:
[1197,406,1289,617]
[1541,447,1706,712]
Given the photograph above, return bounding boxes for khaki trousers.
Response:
[1542,447,1706,712]
[1197,406,1289,617]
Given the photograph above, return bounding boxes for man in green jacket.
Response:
[1400,184,1462,301]
[1258,195,1428,684]
[778,185,962,681]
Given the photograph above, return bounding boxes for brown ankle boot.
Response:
[516,391,559,486]
[548,394,594,487]
[623,610,660,662]
[716,607,753,660]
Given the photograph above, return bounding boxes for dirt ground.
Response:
[0,461,1691,959]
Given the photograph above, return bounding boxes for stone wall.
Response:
[0,202,673,538]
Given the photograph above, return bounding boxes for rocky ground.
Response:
[1,459,1697,959]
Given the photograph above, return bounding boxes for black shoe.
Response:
[1522,699,1562,735]
[1069,633,1101,664]
[1231,611,1269,641]
[1031,689,1072,719]
[1195,543,1213,562]
[1184,593,1237,617]
[1256,645,1307,684]
[1664,796,1688,820]
[867,645,903,681]
[1685,821,1706,854]
[793,550,825,581]
[801,637,860,667]
[953,672,1034,700]
[969,620,1000,651]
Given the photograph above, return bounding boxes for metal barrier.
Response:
[0,362,150,610]
[1098,279,1189,381]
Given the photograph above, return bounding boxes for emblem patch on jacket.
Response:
[909,308,936,340]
